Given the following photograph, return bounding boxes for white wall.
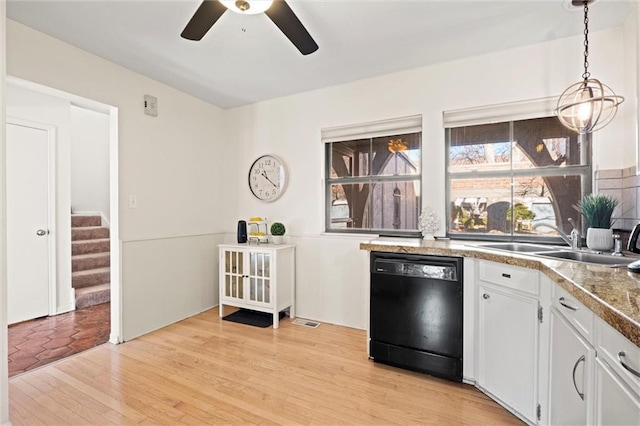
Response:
[7,19,229,341]
[6,84,74,314]
[225,28,631,329]
[0,3,9,425]
[70,105,110,222]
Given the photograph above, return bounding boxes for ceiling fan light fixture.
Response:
[555,0,623,134]
[220,0,274,15]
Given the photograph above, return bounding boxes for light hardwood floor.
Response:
[9,308,522,425]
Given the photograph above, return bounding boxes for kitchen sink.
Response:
[476,243,639,267]
[535,251,636,266]
[477,243,559,253]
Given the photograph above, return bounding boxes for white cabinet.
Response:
[477,261,540,423]
[594,317,640,426]
[595,358,640,426]
[548,307,595,426]
[218,243,295,329]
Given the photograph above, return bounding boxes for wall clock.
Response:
[248,154,287,202]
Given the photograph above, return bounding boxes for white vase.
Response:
[586,228,613,251]
[271,235,284,245]
[422,231,435,241]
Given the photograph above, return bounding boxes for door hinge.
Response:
[537,403,541,421]
[538,306,543,324]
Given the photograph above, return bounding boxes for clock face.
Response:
[248,155,287,202]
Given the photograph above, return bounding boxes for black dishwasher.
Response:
[369,252,463,382]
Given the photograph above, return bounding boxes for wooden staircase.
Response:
[71,214,110,309]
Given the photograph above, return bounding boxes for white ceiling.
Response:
[6,0,634,109]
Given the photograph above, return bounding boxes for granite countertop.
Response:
[360,238,640,347]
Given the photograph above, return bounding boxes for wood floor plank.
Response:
[9,307,522,425]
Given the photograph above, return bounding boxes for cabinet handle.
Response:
[501,273,511,278]
[572,355,585,401]
[482,293,490,300]
[559,297,578,312]
[618,351,640,378]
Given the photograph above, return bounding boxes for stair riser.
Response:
[71,216,101,227]
[73,271,110,289]
[72,227,109,241]
[72,240,110,256]
[72,255,110,272]
[76,288,110,309]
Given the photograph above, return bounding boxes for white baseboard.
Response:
[109,332,121,344]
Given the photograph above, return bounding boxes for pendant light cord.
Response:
[582,1,590,82]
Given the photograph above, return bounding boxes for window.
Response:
[324,116,422,234]
[445,107,591,241]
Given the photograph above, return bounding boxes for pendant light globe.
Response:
[555,0,624,134]
[556,78,624,134]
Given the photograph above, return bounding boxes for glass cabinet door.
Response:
[248,252,271,306]
[223,250,244,300]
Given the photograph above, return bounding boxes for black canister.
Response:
[237,220,247,243]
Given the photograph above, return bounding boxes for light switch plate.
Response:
[144,95,158,117]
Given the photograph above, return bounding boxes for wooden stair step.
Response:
[75,284,110,309]
[72,267,110,289]
[71,214,101,228]
[72,238,110,256]
[72,226,110,241]
[72,252,110,272]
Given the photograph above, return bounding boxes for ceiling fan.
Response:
[181,0,319,55]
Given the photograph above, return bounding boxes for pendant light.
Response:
[556,0,624,134]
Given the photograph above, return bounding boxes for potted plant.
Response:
[270,222,286,245]
[574,193,619,251]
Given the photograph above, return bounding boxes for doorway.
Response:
[5,77,121,376]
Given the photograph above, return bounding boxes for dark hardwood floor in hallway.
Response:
[8,302,110,377]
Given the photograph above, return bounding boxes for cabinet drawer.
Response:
[478,260,539,296]
[552,284,594,344]
[597,318,640,396]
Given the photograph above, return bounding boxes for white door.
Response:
[7,122,52,324]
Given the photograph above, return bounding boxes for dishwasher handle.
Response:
[373,258,458,281]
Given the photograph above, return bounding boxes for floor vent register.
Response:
[292,319,320,328]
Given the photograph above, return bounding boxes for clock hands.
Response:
[261,170,278,188]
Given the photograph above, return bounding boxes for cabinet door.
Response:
[478,284,539,422]
[221,249,244,301]
[246,251,273,308]
[549,308,594,426]
[595,358,640,426]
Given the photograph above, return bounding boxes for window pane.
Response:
[448,122,511,174]
[329,183,369,229]
[372,133,421,177]
[449,177,510,235]
[512,117,582,170]
[449,175,584,237]
[371,181,420,230]
[330,139,370,178]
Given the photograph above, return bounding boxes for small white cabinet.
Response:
[476,261,540,423]
[218,243,295,329]
[548,307,595,425]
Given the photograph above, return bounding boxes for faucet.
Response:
[533,219,581,250]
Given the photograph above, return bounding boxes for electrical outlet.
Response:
[128,194,137,209]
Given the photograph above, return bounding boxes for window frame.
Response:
[444,109,592,244]
[323,116,422,236]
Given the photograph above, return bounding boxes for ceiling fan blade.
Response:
[181,0,228,41]
[265,0,318,55]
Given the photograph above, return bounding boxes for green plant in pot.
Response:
[270,222,286,245]
[574,193,619,251]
